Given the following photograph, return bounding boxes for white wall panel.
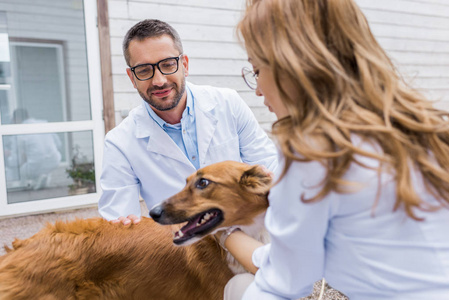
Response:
[107,0,273,127]
[110,0,244,11]
[357,0,449,109]
[128,3,242,26]
[108,0,449,127]
[357,0,449,17]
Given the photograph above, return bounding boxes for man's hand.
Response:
[111,214,141,225]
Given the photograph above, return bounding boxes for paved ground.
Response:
[0,202,151,256]
[0,206,100,255]
[302,280,348,300]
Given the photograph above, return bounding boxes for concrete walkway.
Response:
[0,206,100,255]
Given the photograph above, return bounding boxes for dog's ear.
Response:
[239,165,272,194]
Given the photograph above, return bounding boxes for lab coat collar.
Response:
[187,82,218,165]
[186,81,218,112]
[134,104,153,139]
[137,107,189,165]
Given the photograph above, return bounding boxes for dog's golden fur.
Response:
[0,161,271,300]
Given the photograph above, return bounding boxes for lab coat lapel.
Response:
[134,105,193,166]
[196,108,217,164]
[192,85,218,166]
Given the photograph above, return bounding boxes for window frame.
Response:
[9,40,68,126]
[0,0,104,218]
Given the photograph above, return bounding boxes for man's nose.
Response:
[152,68,167,87]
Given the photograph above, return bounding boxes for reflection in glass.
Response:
[0,61,11,85]
[10,44,67,123]
[0,0,92,125]
[3,130,96,203]
[0,12,12,124]
[0,12,11,86]
[66,145,96,196]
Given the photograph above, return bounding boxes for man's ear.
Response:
[239,165,272,194]
[126,68,138,89]
[182,54,189,77]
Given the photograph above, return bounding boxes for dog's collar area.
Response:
[173,209,223,244]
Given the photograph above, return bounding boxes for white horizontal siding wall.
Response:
[357,0,449,110]
[108,0,449,129]
[108,0,277,130]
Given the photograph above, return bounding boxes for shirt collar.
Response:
[185,85,194,117]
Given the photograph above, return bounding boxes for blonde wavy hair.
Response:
[237,0,449,219]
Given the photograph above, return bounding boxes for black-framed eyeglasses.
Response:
[130,54,183,81]
[242,67,258,90]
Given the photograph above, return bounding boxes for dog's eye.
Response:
[196,178,210,189]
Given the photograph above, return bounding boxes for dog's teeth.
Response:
[175,230,184,238]
[196,212,215,227]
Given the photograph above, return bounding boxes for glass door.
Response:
[0,0,104,217]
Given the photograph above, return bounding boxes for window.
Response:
[0,0,104,217]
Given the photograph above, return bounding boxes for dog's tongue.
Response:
[177,215,203,237]
[173,210,220,242]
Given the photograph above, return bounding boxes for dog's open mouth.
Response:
[173,209,223,244]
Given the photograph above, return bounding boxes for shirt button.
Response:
[192,156,196,160]
[183,130,186,134]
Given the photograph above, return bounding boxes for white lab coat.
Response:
[99,82,278,220]
[243,140,449,299]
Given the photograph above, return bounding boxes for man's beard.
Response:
[138,79,186,112]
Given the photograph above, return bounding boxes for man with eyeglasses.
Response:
[98,19,277,224]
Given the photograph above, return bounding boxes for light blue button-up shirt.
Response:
[144,85,200,169]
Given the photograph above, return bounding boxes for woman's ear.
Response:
[239,165,273,194]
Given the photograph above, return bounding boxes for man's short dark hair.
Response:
[123,19,183,66]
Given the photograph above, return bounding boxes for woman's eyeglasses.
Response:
[241,67,258,90]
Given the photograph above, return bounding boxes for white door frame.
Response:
[0,0,104,218]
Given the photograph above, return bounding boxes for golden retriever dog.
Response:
[0,161,271,300]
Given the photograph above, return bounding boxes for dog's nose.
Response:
[149,205,164,221]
